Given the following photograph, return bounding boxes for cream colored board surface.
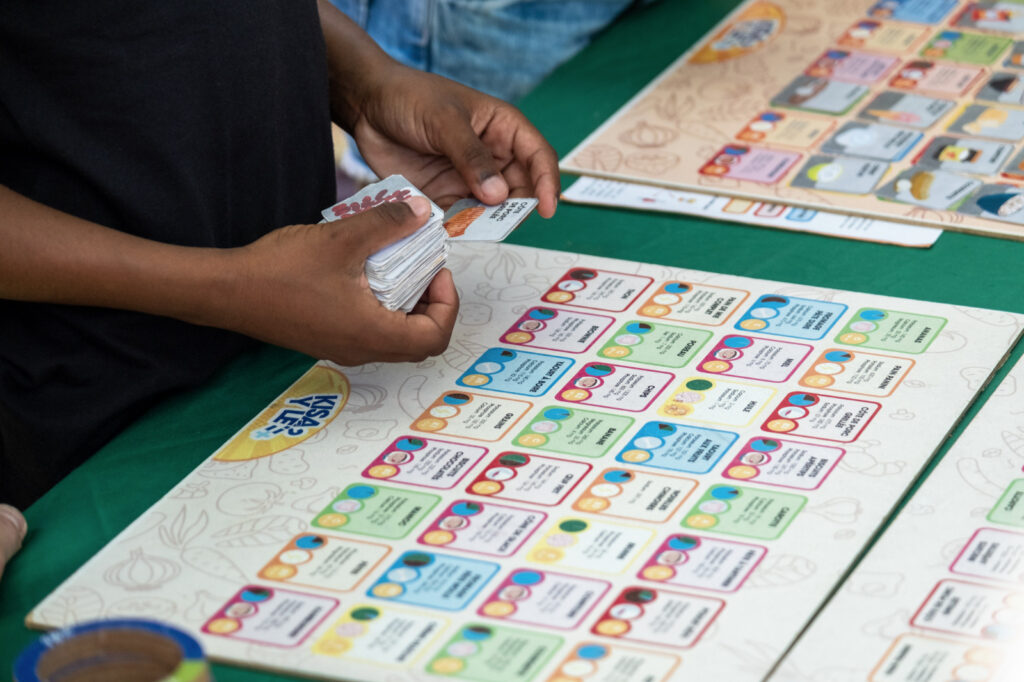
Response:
[773,354,1024,682]
[28,243,1023,682]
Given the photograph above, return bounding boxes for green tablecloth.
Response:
[3,0,1023,677]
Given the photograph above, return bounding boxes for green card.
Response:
[835,307,946,354]
[988,479,1024,528]
[597,320,712,368]
[426,623,562,680]
[311,483,439,539]
[513,406,634,458]
[682,484,806,540]
[921,30,1013,66]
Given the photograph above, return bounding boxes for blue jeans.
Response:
[332,0,644,102]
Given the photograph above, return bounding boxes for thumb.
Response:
[437,119,509,205]
[344,196,433,259]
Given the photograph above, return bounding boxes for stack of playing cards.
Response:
[321,174,539,312]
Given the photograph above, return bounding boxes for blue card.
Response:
[735,295,847,340]
[868,0,958,25]
[368,550,498,611]
[616,421,737,474]
[457,348,573,397]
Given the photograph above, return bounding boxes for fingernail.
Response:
[404,196,430,219]
[481,175,507,199]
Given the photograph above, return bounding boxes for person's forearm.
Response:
[0,185,236,326]
[316,0,398,131]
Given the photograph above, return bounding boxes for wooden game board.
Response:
[561,0,1024,240]
[27,243,1023,681]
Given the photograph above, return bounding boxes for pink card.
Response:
[805,49,898,84]
[699,144,801,184]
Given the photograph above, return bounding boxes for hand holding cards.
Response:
[321,175,538,312]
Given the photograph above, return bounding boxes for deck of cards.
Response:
[321,175,538,312]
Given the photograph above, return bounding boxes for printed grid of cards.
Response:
[697,0,1024,227]
[196,265,947,681]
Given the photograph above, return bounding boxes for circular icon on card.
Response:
[777,406,808,419]
[748,307,778,319]
[657,549,687,566]
[620,449,651,463]
[642,565,675,581]
[589,484,621,498]
[546,533,576,547]
[334,622,366,638]
[387,566,419,583]
[699,500,729,514]
[371,582,403,598]
[561,660,598,677]
[728,465,758,480]
[849,321,876,333]
[206,618,240,634]
[504,331,532,344]
[485,467,516,481]
[633,436,663,450]
[640,304,670,317]
[802,374,833,388]
[430,658,465,674]
[383,450,411,465]
[702,360,730,373]
[787,393,818,406]
[482,601,516,618]
[594,619,630,636]
[741,451,770,465]
[652,293,681,306]
[332,500,362,513]
[839,332,867,345]
[367,464,398,479]
[615,334,642,346]
[261,563,297,580]
[558,280,586,292]
[278,549,312,565]
[422,530,455,545]
[664,282,691,294]
[561,389,590,401]
[546,291,573,303]
[686,513,718,529]
[415,418,446,432]
[471,480,502,495]
[518,434,547,447]
[767,418,797,432]
[430,405,460,418]
[316,513,347,527]
[576,497,610,512]
[225,602,256,618]
[739,319,767,330]
[609,603,642,620]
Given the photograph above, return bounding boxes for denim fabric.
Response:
[331,0,643,102]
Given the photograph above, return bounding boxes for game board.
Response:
[771,352,1024,682]
[27,243,1022,681]
[561,0,1024,240]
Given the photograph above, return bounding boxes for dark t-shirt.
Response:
[0,0,337,506]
